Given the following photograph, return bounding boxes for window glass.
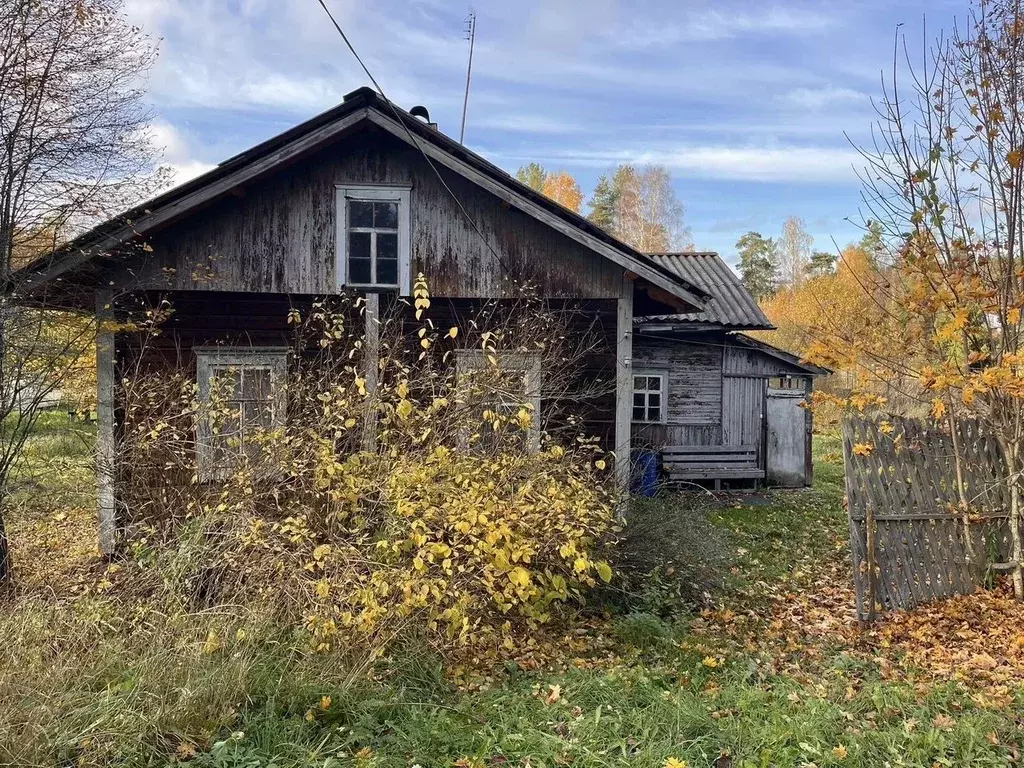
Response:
[374,201,398,229]
[198,351,286,480]
[348,200,374,228]
[344,195,403,287]
[632,372,665,423]
[456,351,541,452]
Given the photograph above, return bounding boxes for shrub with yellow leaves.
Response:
[112,280,618,656]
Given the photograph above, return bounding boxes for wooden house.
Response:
[631,252,829,488]
[14,87,712,552]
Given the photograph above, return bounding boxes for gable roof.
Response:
[15,87,708,311]
[635,252,772,330]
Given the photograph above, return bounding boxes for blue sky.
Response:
[125,0,968,266]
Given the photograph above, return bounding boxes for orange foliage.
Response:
[541,172,584,213]
[759,245,881,366]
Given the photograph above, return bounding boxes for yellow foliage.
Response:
[116,285,618,656]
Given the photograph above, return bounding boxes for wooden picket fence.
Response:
[844,416,1023,621]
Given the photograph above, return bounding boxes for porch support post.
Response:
[362,292,380,452]
[614,275,634,495]
[96,289,117,555]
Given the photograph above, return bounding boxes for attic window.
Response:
[336,185,411,293]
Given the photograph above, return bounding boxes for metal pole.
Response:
[459,10,476,145]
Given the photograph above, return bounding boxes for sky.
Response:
[123,0,970,266]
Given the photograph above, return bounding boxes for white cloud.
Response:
[492,144,863,184]
[781,86,869,111]
[150,121,216,186]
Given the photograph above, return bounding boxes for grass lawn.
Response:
[1,428,1021,767]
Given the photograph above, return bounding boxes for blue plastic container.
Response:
[631,450,659,497]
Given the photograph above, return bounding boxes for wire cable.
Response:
[314,0,515,278]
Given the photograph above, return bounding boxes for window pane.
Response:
[377,232,398,261]
[648,376,661,391]
[633,392,645,408]
[632,376,646,390]
[212,367,241,396]
[242,368,271,401]
[374,201,398,229]
[377,257,398,285]
[349,200,374,228]
[350,258,371,284]
[243,399,273,430]
[648,393,661,408]
[649,407,661,422]
[349,230,371,260]
[632,406,646,421]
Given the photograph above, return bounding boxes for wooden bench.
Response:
[660,444,764,489]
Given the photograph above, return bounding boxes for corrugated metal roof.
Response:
[637,252,774,330]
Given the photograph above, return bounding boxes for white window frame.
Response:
[632,370,667,424]
[336,184,412,295]
[455,350,542,452]
[195,347,289,481]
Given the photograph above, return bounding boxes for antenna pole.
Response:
[459,9,476,145]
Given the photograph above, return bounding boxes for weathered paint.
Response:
[765,389,808,487]
[119,127,627,301]
[615,275,633,492]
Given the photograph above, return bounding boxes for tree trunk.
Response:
[0,307,10,587]
[1004,438,1024,600]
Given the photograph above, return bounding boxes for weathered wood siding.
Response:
[631,336,723,447]
[119,127,625,300]
[722,376,765,452]
[723,344,810,377]
[113,291,620,449]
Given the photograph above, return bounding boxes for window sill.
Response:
[343,283,400,292]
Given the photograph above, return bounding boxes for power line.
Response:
[313,0,514,277]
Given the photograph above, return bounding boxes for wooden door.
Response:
[765,389,807,487]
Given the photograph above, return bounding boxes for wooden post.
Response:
[362,292,380,452]
[865,503,877,622]
[614,276,634,496]
[96,289,117,555]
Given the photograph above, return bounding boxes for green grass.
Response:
[0,429,1019,767]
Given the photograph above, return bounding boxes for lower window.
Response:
[196,348,288,480]
[455,350,542,451]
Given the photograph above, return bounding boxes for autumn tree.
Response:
[802,0,1024,598]
[515,164,584,213]
[586,165,692,252]
[541,171,584,213]
[778,215,814,287]
[0,0,160,583]
[736,231,779,301]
